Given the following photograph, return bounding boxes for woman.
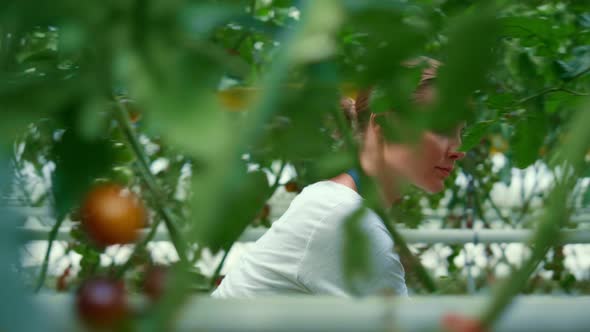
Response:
[212,58,465,298]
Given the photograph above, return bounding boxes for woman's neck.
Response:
[329,171,401,206]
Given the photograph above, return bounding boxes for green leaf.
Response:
[304,151,355,183]
[516,51,542,89]
[342,207,372,296]
[557,45,590,81]
[0,75,78,141]
[579,13,590,29]
[290,0,344,64]
[487,93,516,109]
[52,118,118,220]
[430,5,500,134]
[510,106,548,169]
[545,91,578,114]
[459,120,493,152]
[500,17,551,39]
[194,170,272,252]
[181,3,245,36]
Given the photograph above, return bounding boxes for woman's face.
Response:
[382,126,465,194]
[364,84,466,195]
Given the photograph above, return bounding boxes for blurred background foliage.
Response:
[1,0,590,329]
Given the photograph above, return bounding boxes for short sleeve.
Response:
[296,203,407,297]
[354,210,408,296]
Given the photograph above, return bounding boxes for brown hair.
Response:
[340,57,441,135]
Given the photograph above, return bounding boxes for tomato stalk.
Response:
[114,99,189,263]
[34,212,66,292]
[114,217,162,278]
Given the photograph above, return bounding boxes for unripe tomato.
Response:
[112,142,136,164]
[76,278,128,328]
[81,183,147,246]
[109,166,135,186]
[217,87,259,111]
[143,265,168,301]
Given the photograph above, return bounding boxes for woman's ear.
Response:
[359,113,384,176]
[368,113,383,140]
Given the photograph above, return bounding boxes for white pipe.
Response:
[34,294,590,332]
[10,206,590,223]
[19,226,590,244]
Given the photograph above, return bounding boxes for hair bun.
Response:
[340,96,357,122]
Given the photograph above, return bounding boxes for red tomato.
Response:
[284,181,300,193]
[143,265,168,301]
[81,183,147,246]
[441,313,487,332]
[76,278,128,328]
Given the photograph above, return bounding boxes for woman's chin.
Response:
[418,181,445,194]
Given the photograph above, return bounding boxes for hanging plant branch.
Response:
[114,99,189,263]
[479,101,590,329]
[516,87,589,106]
[33,212,65,292]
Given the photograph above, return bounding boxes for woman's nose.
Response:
[447,135,465,160]
[448,150,466,161]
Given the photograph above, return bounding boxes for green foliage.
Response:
[510,101,549,169]
[2,0,590,329]
[194,169,271,252]
[52,122,118,220]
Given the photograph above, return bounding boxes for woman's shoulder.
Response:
[295,180,363,208]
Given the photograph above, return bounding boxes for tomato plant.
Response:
[1,0,590,331]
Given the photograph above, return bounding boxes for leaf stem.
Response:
[517,87,589,105]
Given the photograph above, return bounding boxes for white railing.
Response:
[19,225,590,244]
[36,294,590,332]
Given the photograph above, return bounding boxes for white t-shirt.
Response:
[211,180,408,298]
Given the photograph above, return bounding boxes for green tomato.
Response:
[112,142,136,164]
[109,166,135,186]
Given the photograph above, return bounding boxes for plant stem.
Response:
[209,249,230,289]
[34,214,65,292]
[114,216,162,278]
[516,86,589,105]
[486,191,513,227]
[114,100,189,263]
[479,100,590,329]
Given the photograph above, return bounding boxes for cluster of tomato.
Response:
[74,183,168,329]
